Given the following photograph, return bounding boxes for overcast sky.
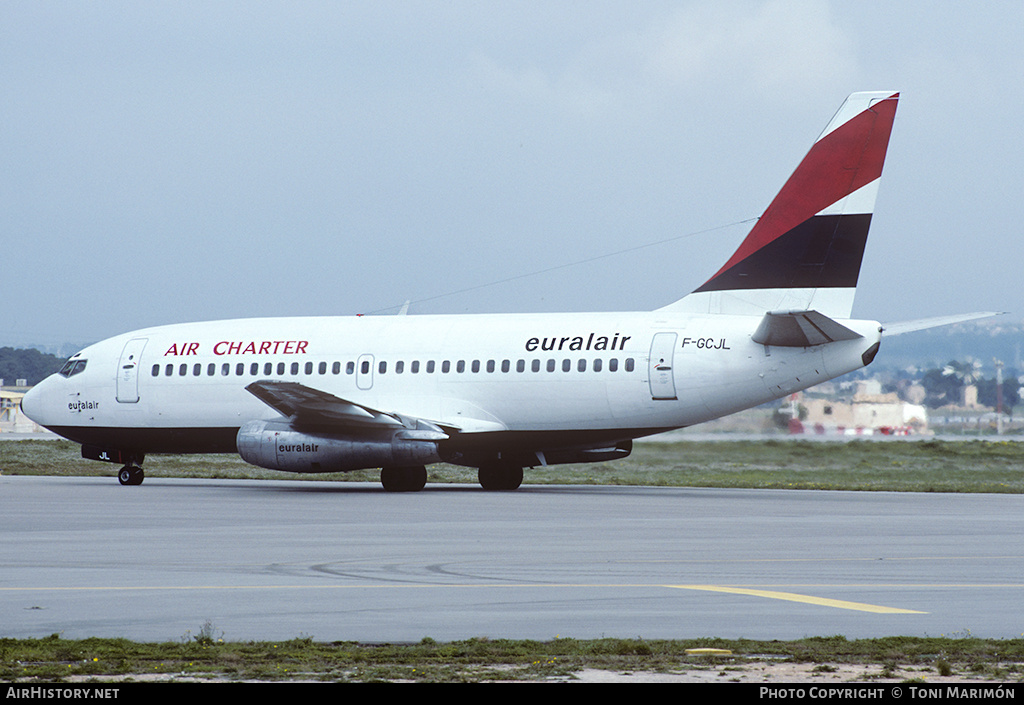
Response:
[3,1,1022,348]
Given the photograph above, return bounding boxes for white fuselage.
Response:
[24,310,881,460]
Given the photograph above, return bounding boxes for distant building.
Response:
[799,381,929,435]
[960,384,980,409]
[0,387,42,433]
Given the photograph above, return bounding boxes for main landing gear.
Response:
[117,463,144,486]
[477,463,523,491]
[378,464,525,491]
[380,465,427,492]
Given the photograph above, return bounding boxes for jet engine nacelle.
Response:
[236,419,442,473]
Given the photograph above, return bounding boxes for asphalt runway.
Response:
[2,475,1023,643]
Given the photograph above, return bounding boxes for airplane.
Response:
[21,91,996,491]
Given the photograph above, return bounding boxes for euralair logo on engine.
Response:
[278,442,319,453]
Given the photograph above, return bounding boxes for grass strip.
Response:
[3,438,1024,493]
[3,633,1023,682]
[4,633,1024,683]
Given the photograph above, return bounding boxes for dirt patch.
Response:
[568,662,1013,683]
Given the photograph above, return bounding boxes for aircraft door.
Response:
[648,332,678,401]
[356,354,374,390]
[116,338,148,403]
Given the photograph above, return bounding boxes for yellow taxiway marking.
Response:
[666,585,926,613]
[4,583,928,613]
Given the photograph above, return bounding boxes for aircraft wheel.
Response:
[381,465,427,492]
[118,465,144,486]
[478,464,523,491]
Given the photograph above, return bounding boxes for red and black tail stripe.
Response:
[695,93,898,294]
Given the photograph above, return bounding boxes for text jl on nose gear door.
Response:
[648,332,678,401]
[116,338,148,403]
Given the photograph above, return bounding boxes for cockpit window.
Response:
[58,359,88,378]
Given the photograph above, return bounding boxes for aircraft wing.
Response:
[244,380,453,440]
[882,312,1004,336]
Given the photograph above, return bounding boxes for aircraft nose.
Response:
[20,378,50,425]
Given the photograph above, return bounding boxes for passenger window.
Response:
[221,363,230,376]
[151,364,160,377]
[332,361,341,374]
[442,361,451,373]
[471,360,480,373]
[264,363,273,375]
[290,362,299,375]
[194,363,202,376]
[609,359,618,372]
[165,364,174,377]
[208,363,216,376]
[395,361,404,374]
[236,363,245,376]
[501,360,509,373]
[547,359,556,372]
[562,359,571,372]
[319,362,327,374]
[379,361,387,374]
[427,361,435,373]
[516,359,525,373]
[277,362,286,375]
[304,362,313,375]
[532,359,540,372]
[347,361,355,374]
[179,364,187,376]
[577,359,586,372]
[593,358,603,372]
[625,358,635,372]
[250,363,259,375]
[411,361,419,373]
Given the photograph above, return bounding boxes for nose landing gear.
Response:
[117,463,144,486]
[81,446,146,485]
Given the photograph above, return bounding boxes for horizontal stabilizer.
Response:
[752,310,864,347]
[882,312,1004,336]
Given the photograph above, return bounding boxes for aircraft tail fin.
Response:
[662,91,899,318]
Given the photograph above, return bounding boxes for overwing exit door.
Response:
[356,354,374,390]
